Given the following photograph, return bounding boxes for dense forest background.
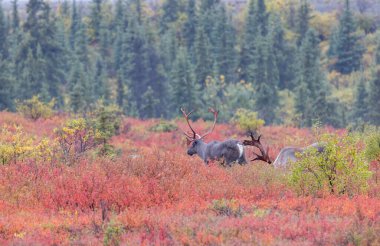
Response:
[0,0,380,127]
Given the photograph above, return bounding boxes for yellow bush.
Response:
[0,125,34,164]
[16,95,55,121]
[231,108,265,133]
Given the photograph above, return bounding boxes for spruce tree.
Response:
[0,1,8,57]
[194,18,212,86]
[116,70,125,110]
[211,4,236,82]
[18,0,65,103]
[240,0,268,82]
[368,68,380,125]
[0,56,14,110]
[123,15,149,116]
[140,86,160,119]
[90,0,102,42]
[295,29,324,126]
[296,0,310,46]
[200,0,220,11]
[160,0,179,33]
[11,0,19,30]
[183,0,197,51]
[333,0,364,74]
[352,74,369,122]
[70,0,79,49]
[251,34,279,124]
[93,57,110,103]
[376,35,380,65]
[170,47,200,116]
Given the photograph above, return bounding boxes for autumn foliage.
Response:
[0,112,379,245]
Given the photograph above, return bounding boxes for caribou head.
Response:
[243,133,272,164]
[243,133,325,168]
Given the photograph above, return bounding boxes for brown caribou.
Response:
[243,133,325,168]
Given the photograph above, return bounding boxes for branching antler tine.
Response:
[180,107,197,139]
[200,108,219,139]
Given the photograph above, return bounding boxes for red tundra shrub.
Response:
[0,112,379,245]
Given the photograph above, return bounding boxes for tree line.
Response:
[0,0,379,127]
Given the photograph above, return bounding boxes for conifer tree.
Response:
[90,0,102,42]
[352,74,369,122]
[295,29,332,126]
[296,0,310,46]
[240,0,268,82]
[18,0,65,103]
[183,0,197,51]
[251,34,279,124]
[333,0,364,74]
[0,56,14,110]
[239,0,257,82]
[376,35,380,65]
[200,0,220,11]
[70,0,79,49]
[211,4,236,82]
[0,1,8,57]
[195,18,212,86]
[11,0,19,30]
[170,47,200,115]
[116,70,125,110]
[160,0,179,33]
[93,57,110,103]
[123,15,150,116]
[141,86,159,119]
[368,68,380,125]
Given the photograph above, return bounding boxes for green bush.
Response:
[149,121,178,133]
[103,220,124,246]
[90,101,122,155]
[364,130,380,162]
[16,95,55,121]
[230,108,265,133]
[210,199,243,217]
[289,133,372,196]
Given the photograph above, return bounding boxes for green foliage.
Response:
[54,118,99,164]
[16,95,55,121]
[364,129,380,162]
[91,101,122,155]
[103,220,124,246]
[289,133,372,196]
[231,108,265,133]
[368,68,380,125]
[210,199,243,218]
[332,0,364,74]
[149,121,177,133]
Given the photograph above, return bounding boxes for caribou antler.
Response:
[180,107,219,141]
[199,108,219,139]
[243,132,272,164]
[180,108,198,140]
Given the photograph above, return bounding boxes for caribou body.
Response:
[271,142,325,168]
[243,133,325,168]
[180,108,247,166]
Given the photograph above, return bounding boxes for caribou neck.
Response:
[196,140,208,162]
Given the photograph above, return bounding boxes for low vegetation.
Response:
[0,111,379,244]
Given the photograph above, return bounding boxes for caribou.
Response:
[243,133,325,168]
[180,108,247,166]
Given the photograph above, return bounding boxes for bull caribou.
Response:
[243,133,325,168]
[180,108,247,166]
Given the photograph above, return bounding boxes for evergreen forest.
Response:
[1,0,380,127]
